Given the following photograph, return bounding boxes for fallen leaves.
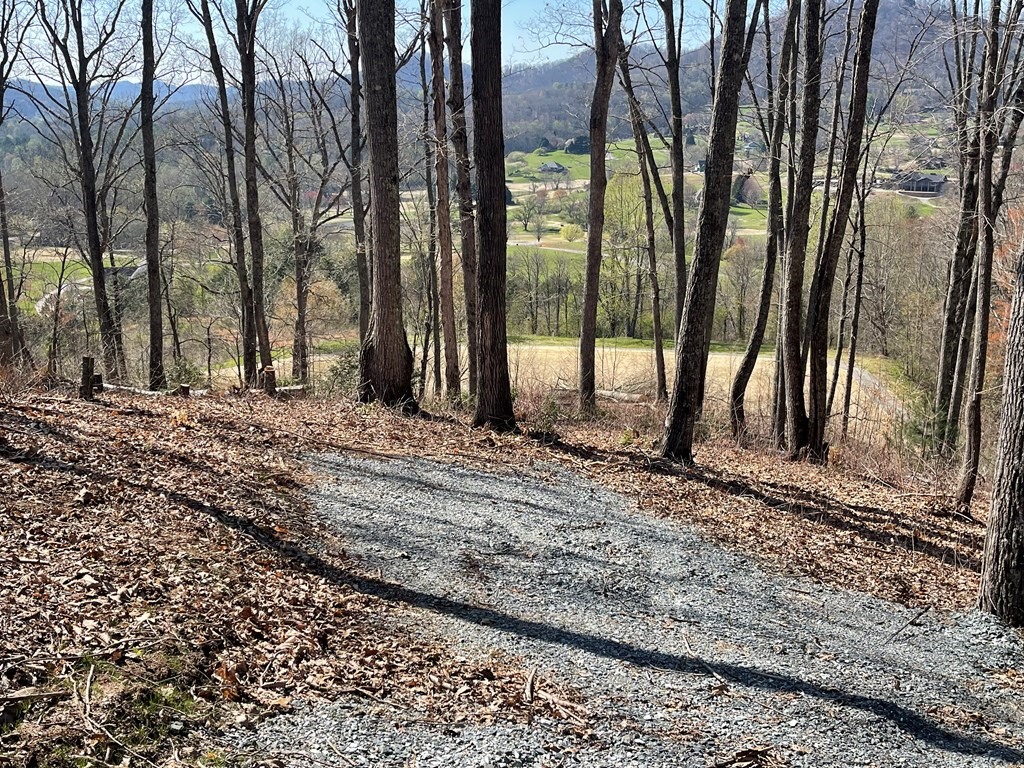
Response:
[0,385,996,765]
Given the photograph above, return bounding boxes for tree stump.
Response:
[79,357,95,401]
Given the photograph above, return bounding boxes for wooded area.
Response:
[1,0,1024,763]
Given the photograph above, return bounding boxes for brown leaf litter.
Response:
[0,387,1001,765]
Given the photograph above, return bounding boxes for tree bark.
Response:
[934,150,979,449]
[0,164,19,366]
[470,0,515,431]
[357,0,417,410]
[444,0,478,397]
[661,0,756,463]
[842,189,867,440]
[730,0,796,438]
[781,0,822,457]
[344,0,371,343]
[429,0,461,397]
[142,0,166,391]
[806,0,880,462]
[977,232,1024,627]
[956,0,1005,507]
[658,0,688,333]
[193,0,257,387]
[579,0,624,411]
[235,0,275,394]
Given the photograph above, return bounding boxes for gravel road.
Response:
[231,455,1024,767]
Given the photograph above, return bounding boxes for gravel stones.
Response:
[229,455,1024,767]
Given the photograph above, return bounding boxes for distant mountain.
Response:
[3,0,952,153]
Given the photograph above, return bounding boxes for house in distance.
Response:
[894,171,947,195]
[539,161,568,174]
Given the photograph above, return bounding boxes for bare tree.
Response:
[661,0,762,462]
[234,0,275,393]
[780,0,824,456]
[357,0,417,409]
[25,0,148,382]
[443,0,478,395]
[186,0,258,386]
[977,228,1024,627]
[804,0,882,462]
[257,27,351,384]
[730,0,797,438]
[471,0,514,430]
[579,0,624,411]
[0,0,30,367]
[141,0,165,390]
[427,0,460,397]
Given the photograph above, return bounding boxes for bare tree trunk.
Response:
[617,56,666,399]
[357,0,417,410]
[429,0,461,397]
[142,0,166,391]
[444,0,478,397]
[661,0,759,462]
[579,0,624,411]
[192,0,257,387]
[806,0,880,463]
[292,233,310,383]
[471,0,514,431]
[781,0,822,457]
[730,1,796,438]
[658,0,688,332]
[419,31,442,398]
[235,0,275,394]
[977,231,1024,627]
[957,32,1000,507]
[827,237,855,418]
[935,152,979,449]
[842,190,867,440]
[344,0,370,343]
[0,165,18,366]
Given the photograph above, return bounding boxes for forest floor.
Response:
[1,386,1021,767]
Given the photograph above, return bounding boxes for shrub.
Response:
[561,223,584,243]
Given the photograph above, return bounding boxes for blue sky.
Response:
[276,0,574,66]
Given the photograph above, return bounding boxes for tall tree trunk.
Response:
[67,60,122,383]
[957,24,1000,507]
[344,0,370,343]
[806,0,880,463]
[292,232,310,383]
[781,0,822,457]
[429,0,461,397]
[827,237,855,418]
[420,31,442,397]
[730,0,796,438]
[142,0,166,391]
[842,189,867,440]
[658,0,688,332]
[617,53,667,400]
[444,0,478,396]
[357,0,417,409]
[0,165,18,366]
[661,0,758,463]
[235,0,275,394]
[977,230,1024,627]
[471,0,514,431]
[579,0,624,411]
[195,0,257,387]
[934,150,980,449]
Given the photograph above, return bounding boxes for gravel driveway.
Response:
[232,455,1024,767]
